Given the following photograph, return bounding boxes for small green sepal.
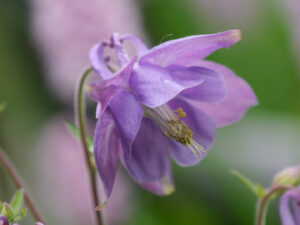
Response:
[95,201,107,211]
[1,203,15,221]
[15,208,26,222]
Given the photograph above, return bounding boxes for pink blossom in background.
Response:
[187,0,261,30]
[284,0,300,74]
[34,115,134,225]
[30,0,145,102]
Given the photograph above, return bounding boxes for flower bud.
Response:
[0,215,9,225]
[272,164,300,187]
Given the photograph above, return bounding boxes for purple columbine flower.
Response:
[88,30,257,203]
[280,186,300,225]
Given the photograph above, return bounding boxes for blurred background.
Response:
[0,0,300,224]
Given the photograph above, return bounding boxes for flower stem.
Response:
[255,185,291,225]
[0,147,45,224]
[75,66,103,225]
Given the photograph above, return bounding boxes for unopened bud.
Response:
[0,215,9,225]
[272,164,300,187]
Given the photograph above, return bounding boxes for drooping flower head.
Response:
[280,186,300,225]
[88,30,257,204]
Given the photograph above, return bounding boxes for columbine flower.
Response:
[280,186,300,225]
[88,30,257,203]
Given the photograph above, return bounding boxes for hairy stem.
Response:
[75,66,103,225]
[0,148,45,223]
[255,185,291,225]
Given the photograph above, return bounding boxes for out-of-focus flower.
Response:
[0,215,9,225]
[88,30,257,203]
[31,0,145,102]
[35,115,134,225]
[280,186,300,225]
[284,0,300,73]
[187,0,261,30]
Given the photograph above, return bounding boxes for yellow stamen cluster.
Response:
[145,105,206,158]
[163,119,194,145]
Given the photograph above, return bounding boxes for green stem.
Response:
[0,148,46,224]
[75,66,103,225]
[255,185,291,225]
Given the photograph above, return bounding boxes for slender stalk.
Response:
[75,66,103,225]
[255,185,291,225]
[0,148,45,224]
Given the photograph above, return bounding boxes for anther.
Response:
[175,108,186,118]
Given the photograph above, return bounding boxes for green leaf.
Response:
[15,208,26,222]
[65,121,79,138]
[231,170,265,198]
[0,102,6,113]
[65,121,94,153]
[10,189,24,215]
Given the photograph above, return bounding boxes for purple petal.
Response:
[130,63,205,108]
[111,33,130,67]
[139,160,175,196]
[88,57,136,117]
[109,90,143,149]
[280,188,300,225]
[120,34,148,57]
[94,111,120,200]
[188,61,258,128]
[140,30,241,67]
[168,65,226,103]
[167,98,216,166]
[293,196,300,225]
[89,43,114,79]
[121,118,169,182]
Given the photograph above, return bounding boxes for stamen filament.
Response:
[187,144,199,159]
[191,140,206,153]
